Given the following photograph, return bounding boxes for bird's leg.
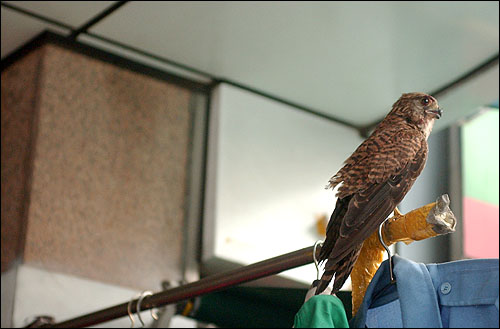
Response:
[351,194,456,316]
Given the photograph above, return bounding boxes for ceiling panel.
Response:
[435,65,499,128]
[1,1,498,127]
[3,1,117,27]
[89,1,499,125]
[1,6,70,58]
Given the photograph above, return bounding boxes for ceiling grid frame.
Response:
[1,1,498,136]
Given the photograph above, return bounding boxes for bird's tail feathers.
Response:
[315,245,363,296]
[316,269,335,295]
[318,196,351,261]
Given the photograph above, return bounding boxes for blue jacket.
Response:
[351,255,499,328]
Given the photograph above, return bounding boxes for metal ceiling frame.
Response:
[1,1,498,137]
[68,1,128,39]
[0,30,212,93]
[358,53,500,137]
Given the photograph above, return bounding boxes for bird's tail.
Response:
[318,197,351,261]
[316,245,362,295]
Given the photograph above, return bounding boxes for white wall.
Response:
[203,83,363,285]
[6,265,197,328]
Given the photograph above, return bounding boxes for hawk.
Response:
[316,92,442,294]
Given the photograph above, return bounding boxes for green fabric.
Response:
[186,286,351,327]
[191,286,308,328]
[294,295,349,328]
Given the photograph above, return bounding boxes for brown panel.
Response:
[22,44,192,289]
[1,48,44,272]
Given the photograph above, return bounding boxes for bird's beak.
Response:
[426,107,443,119]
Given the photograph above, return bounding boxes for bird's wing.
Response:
[334,129,424,198]
[327,129,428,262]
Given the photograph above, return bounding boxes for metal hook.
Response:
[378,220,395,283]
[136,291,159,327]
[151,305,159,321]
[313,240,324,280]
[127,293,141,328]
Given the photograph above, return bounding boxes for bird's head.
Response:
[389,92,442,136]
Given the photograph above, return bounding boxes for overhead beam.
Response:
[68,1,129,39]
[359,53,500,138]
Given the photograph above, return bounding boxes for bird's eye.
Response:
[421,97,430,106]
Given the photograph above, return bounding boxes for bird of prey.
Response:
[316,92,442,295]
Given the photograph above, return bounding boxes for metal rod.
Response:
[48,245,318,328]
[68,1,129,39]
[0,2,74,30]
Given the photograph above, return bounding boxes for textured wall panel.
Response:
[3,42,194,290]
[1,47,44,272]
